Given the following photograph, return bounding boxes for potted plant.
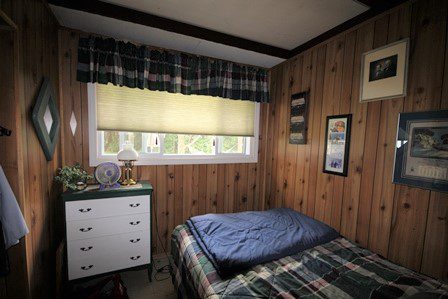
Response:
[54,164,93,191]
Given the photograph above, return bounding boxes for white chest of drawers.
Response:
[63,182,153,281]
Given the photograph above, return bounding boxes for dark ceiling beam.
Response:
[355,0,404,10]
[289,0,409,57]
[47,0,291,59]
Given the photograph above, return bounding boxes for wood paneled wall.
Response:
[0,28,29,299]
[58,1,448,280]
[0,0,61,298]
[266,0,448,281]
[58,29,270,255]
[0,0,446,298]
[56,0,448,286]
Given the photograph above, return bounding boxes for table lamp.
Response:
[117,141,139,186]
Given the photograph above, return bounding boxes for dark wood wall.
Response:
[266,0,447,281]
[2,2,446,298]
[0,0,61,298]
[58,0,448,280]
[0,27,29,299]
[58,29,270,255]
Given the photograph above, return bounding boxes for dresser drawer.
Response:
[67,230,151,261]
[66,213,150,241]
[68,246,150,280]
[65,195,150,221]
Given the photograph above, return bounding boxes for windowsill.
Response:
[90,154,258,166]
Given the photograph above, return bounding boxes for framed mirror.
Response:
[32,77,60,161]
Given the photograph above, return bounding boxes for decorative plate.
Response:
[94,162,121,189]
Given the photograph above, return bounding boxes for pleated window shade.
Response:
[96,84,256,137]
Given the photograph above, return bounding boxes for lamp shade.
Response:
[117,141,139,161]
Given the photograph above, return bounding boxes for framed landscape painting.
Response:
[393,110,448,192]
[323,114,352,177]
[360,38,409,102]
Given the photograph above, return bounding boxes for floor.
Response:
[121,256,177,299]
[72,255,177,299]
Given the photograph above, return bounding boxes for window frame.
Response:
[88,83,260,166]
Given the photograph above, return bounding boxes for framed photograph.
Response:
[289,91,309,144]
[323,114,352,176]
[393,110,448,192]
[360,38,409,103]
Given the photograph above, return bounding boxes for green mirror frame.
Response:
[32,77,60,161]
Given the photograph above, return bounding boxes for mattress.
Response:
[171,224,448,299]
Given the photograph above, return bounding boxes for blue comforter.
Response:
[186,208,339,276]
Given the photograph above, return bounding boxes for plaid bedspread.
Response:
[171,224,448,299]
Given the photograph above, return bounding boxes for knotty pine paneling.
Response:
[2,0,445,297]
[268,0,448,281]
[58,29,269,255]
[0,0,62,298]
[58,0,446,282]
[0,29,29,299]
[387,0,447,272]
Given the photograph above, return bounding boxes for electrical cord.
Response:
[152,190,174,282]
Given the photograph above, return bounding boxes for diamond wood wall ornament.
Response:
[70,111,77,136]
[32,77,60,161]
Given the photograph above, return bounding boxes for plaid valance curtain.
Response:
[77,36,270,103]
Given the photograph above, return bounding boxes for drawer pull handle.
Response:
[78,208,92,213]
[79,227,93,232]
[129,221,141,226]
[129,203,140,208]
[80,246,93,251]
[130,238,141,243]
[81,265,93,270]
[130,256,141,261]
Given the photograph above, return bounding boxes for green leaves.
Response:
[54,164,93,191]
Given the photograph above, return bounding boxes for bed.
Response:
[171,211,448,299]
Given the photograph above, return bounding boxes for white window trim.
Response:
[88,83,260,166]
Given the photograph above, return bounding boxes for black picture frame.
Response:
[323,114,352,177]
[393,110,448,193]
[289,91,309,144]
[32,77,60,161]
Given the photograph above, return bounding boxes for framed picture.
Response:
[32,77,60,161]
[323,114,352,176]
[393,110,448,192]
[289,91,309,144]
[360,38,409,103]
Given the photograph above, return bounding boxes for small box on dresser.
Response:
[62,181,153,281]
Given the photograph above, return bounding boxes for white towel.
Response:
[0,165,29,249]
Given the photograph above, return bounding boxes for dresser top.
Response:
[62,181,153,201]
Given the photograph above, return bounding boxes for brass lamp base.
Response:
[121,178,137,186]
[120,160,137,186]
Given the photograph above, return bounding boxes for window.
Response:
[88,84,259,165]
